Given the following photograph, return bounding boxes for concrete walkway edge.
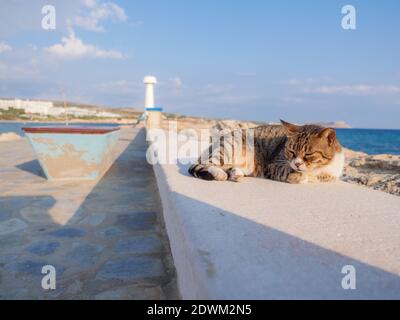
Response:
[153,161,209,299]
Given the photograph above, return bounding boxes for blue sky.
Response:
[0,0,399,128]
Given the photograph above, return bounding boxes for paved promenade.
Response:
[0,127,177,299]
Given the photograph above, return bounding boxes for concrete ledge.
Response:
[151,136,400,299]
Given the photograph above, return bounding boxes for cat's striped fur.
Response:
[188,120,344,183]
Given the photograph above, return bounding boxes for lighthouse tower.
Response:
[143,76,162,129]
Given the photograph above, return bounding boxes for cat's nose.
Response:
[294,159,303,167]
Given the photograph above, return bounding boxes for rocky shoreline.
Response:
[343,149,400,196]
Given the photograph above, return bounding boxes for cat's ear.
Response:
[319,128,336,145]
[280,120,301,135]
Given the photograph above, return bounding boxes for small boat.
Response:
[22,126,120,181]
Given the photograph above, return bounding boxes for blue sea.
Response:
[1,122,400,155]
[336,128,400,155]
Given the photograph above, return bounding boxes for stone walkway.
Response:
[0,126,178,299]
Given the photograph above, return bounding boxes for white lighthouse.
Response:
[143,75,162,129]
[143,76,157,109]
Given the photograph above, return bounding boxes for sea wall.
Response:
[150,130,400,299]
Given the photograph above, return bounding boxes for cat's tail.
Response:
[188,164,228,181]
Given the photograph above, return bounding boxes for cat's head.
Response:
[280,120,342,173]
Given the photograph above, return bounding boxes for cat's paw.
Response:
[228,167,245,182]
[287,171,308,184]
[208,166,228,181]
[317,173,336,182]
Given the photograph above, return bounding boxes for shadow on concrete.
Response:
[170,191,400,299]
[0,195,57,228]
[174,156,400,299]
[63,127,177,298]
[73,128,154,221]
[16,159,46,179]
[3,129,149,231]
[0,128,177,299]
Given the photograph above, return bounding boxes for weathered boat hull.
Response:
[23,126,120,181]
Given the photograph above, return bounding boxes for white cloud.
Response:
[0,63,40,80]
[0,41,12,53]
[157,77,183,91]
[95,80,141,94]
[195,83,258,105]
[167,77,183,89]
[282,77,400,99]
[82,0,98,8]
[283,77,332,86]
[203,83,236,95]
[304,84,400,96]
[71,0,128,32]
[280,96,305,104]
[45,31,123,59]
[43,1,128,60]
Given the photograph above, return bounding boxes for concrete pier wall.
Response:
[151,134,400,299]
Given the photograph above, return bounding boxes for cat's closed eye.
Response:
[304,152,318,161]
[307,157,323,163]
[287,150,296,158]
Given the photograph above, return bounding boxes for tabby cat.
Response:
[188,120,344,183]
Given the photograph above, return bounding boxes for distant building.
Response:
[96,111,120,118]
[0,98,53,115]
[0,98,120,118]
